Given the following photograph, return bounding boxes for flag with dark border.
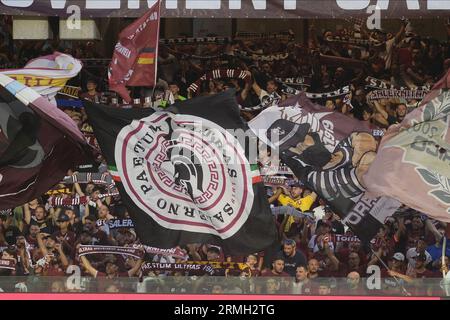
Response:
[85,90,278,255]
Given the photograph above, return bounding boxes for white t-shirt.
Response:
[379,37,396,70]
[406,247,432,268]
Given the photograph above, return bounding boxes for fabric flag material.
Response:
[108,1,160,103]
[364,71,450,222]
[0,74,91,210]
[85,90,277,255]
[249,93,401,243]
[0,52,82,103]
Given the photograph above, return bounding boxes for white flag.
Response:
[0,52,82,104]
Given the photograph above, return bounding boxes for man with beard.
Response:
[82,215,109,246]
[291,265,313,294]
[24,205,55,235]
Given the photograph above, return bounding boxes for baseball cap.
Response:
[392,252,405,262]
[57,213,70,222]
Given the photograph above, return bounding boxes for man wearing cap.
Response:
[406,253,438,280]
[379,252,410,293]
[272,181,317,239]
[406,238,432,270]
[52,212,76,256]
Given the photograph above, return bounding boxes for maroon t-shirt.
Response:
[413,269,439,279]
[25,235,38,249]
[79,92,102,103]
[260,270,290,277]
[52,230,77,248]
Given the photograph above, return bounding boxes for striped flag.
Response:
[137,48,156,65]
[108,165,121,182]
[108,1,160,103]
[0,52,82,104]
[250,164,263,184]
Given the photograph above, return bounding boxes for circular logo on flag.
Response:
[115,113,254,239]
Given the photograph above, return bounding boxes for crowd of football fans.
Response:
[1,16,450,295]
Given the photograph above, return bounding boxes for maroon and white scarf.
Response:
[138,245,189,260]
[48,192,120,207]
[78,245,144,259]
[0,259,16,270]
[140,262,216,276]
[77,244,189,260]
[188,69,251,95]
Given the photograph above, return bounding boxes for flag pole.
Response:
[442,236,447,278]
[369,245,411,296]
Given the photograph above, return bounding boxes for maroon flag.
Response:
[0,74,91,210]
[108,1,161,103]
[364,70,450,222]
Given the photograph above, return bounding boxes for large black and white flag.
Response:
[85,90,277,254]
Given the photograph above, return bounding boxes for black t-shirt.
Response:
[68,221,84,235]
[387,114,399,126]
[30,218,55,235]
[331,220,345,235]
[3,226,21,245]
[276,250,307,277]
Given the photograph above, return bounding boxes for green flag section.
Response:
[85,90,277,255]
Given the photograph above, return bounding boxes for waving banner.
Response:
[0,52,82,104]
[85,90,277,255]
[249,93,401,243]
[108,1,160,103]
[0,74,91,210]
